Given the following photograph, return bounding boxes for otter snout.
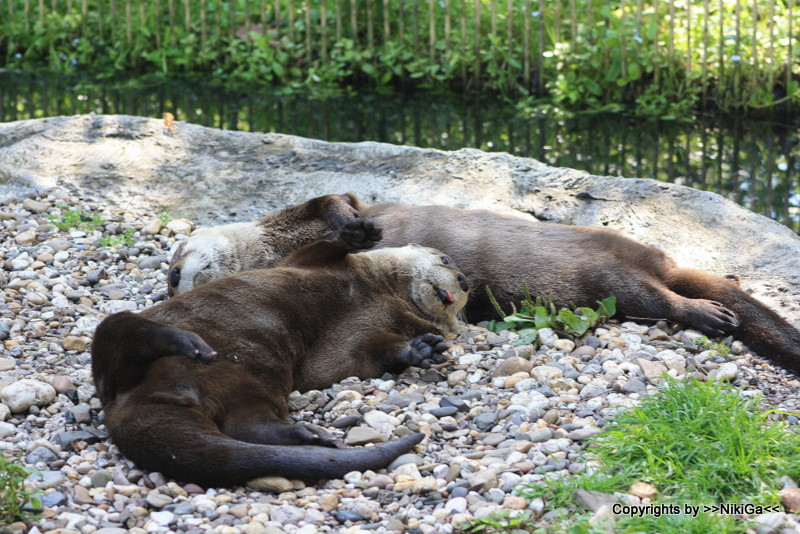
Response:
[457,273,469,292]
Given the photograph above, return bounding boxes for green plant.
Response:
[486,284,616,346]
[49,205,104,231]
[97,228,136,248]
[693,335,732,357]
[461,510,533,533]
[0,453,40,521]
[157,211,172,226]
[508,377,800,533]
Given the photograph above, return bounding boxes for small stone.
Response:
[345,426,388,445]
[73,485,92,505]
[150,511,175,526]
[447,370,468,386]
[574,345,596,357]
[629,481,658,500]
[637,358,668,382]
[52,376,75,395]
[388,454,424,471]
[620,378,646,394]
[138,256,166,270]
[430,406,458,418]
[538,328,559,347]
[529,428,554,443]
[15,229,37,244]
[780,488,800,513]
[142,220,164,235]
[0,358,16,372]
[62,336,88,352]
[473,412,498,431]
[23,198,51,213]
[91,469,113,488]
[648,328,671,341]
[247,476,294,493]
[573,489,619,512]
[468,469,497,490]
[542,409,560,425]
[553,339,575,352]
[0,379,56,412]
[319,493,339,512]
[492,357,532,377]
[145,491,173,508]
[502,496,528,510]
[167,219,193,235]
[568,427,602,441]
[0,422,15,438]
[715,362,738,382]
[393,477,439,493]
[531,366,563,383]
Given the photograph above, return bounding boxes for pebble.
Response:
[0,379,56,412]
[345,426,388,445]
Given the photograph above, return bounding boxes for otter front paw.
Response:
[154,326,217,362]
[335,216,383,251]
[400,333,449,368]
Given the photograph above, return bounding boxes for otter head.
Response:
[367,244,469,329]
[167,222,274,296]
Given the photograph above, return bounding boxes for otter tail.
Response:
[107,403,423,487]
[667,268,800,374]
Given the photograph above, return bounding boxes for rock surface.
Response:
[1,114,799,328]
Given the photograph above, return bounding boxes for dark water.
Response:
[2,73,799,232]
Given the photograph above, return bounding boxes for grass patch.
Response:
[0,453,40,521]
[97,228,137,249]
[48,205,104,232]
[463,378,800,533]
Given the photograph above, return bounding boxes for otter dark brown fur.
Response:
[168,193,800,374]
[92,227,469,487]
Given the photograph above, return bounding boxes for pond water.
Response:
[2,73,799,232]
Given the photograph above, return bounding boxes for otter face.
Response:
[370,245,469,326]
[167,226,241,296]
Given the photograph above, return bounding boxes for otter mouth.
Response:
[436,287,456,305]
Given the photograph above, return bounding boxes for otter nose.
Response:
[457,273,469,292]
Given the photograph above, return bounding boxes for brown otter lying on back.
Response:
[91,221,469,487]
[167,193,800,374]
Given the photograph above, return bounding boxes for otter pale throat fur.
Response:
[168,193,800,374]
[91,222,469,487]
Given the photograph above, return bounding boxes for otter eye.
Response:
[169,267,181,288]
[441,255,451,265]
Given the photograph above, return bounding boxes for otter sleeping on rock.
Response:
[167,193,800,374]
[91,221,469,487]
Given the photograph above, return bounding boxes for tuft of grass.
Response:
[97,228,137,249]
[485,286,616,347]
[0,453,40,521]
[468,378,800,533]
[49,205,104,232]
[693,335,732,357]
[158,211,171,226]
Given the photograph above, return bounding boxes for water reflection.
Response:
[2,73,798,231]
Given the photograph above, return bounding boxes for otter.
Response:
[91,222,469,487]
[167,193,800,374]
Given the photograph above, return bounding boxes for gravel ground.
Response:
[3,187,800,534]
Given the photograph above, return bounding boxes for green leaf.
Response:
[597,297,617,318]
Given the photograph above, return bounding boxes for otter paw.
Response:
[335,216,383,251]
[296,423,345,449]
[687,300,738,337]
[401,333,450,368]
[155,326,217,362]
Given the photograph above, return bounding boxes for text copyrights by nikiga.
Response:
[612,503,782,518]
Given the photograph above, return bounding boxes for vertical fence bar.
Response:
[229,0,236,39]
[474,0,480,87]
[701,0,709,106]
[524,0,530,88]
[321,0,328,61]
[24,0,30,33]
[156,0,162,53]
[570,0,576,50]
[184,0,191,33]
[685,1,691,73]
[305,0,311,63]
[652,0,659,85]
[126,0,132,42]
[289,0,296,42]
[767,0,775,95]
[398,0,405,43]
[537,0,544,94]
[367,0,374,50]
[429,0,435,59]
[245,0,250,37]
[334,0,341,41]
[507,0,513,59]
[734,0,741,104]
[490,0,496,72]
[668,0,675,61]
[111,0,118,41]
[620,0,627,79]
[349,0,356,43]
[383,0,389,42]
[554,0,560,44]
[200,0,207,46]
[460,0,466,83]
[413,0,420,55]
[788,0,794,107]
[275,0,281,33]
[139,0,147,33]
[445,0,451,47]
[260,0,266,26]
[717,0,725,89]
[38,0,44,27]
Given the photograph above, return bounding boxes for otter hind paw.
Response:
[158,327,217,362]
[401,333,449,368]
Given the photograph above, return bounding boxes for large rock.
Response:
[0,379,56,413]
[1,114,799,327]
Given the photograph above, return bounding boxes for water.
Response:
[2,72,798,232]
